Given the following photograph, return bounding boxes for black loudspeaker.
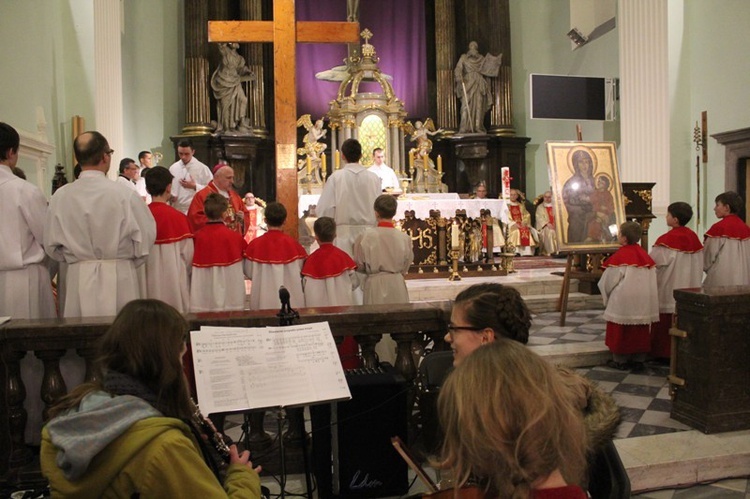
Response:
[311,364,409,499]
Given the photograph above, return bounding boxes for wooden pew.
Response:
[0,301,451,483]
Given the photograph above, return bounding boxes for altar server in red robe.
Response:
[649,202,703,359]
[302,217,361,368]
[190,193,247,312]
[144,167,194,313]
[598,222,659,371]
[243,202,307,310]
[703,191,750,287]
[187,163,249,236]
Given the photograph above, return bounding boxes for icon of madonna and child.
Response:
[558,146,622,246]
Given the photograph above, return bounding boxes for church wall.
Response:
[121,0,182,165]
[684,0,750,232]
[0,0,95,195]
[509,0,619,199]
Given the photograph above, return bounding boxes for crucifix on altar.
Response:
[208,0,360,238]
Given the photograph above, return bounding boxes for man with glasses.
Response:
[116,157,139,193]
[44,131,156,317]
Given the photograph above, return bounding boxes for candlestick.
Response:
[321,153,327,176]
[409,150,414,169]
[437,155,442,174]
[335,150,340,170]
[422,153,428,171]
[451,220,459,248]
[306,156,312,175]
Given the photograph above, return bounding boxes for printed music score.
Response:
[191,322,351,415]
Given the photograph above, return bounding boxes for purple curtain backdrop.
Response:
[296,0,428,120]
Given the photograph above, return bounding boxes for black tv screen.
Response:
[530,74,611,121]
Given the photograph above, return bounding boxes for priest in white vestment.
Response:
[44,131,156,318]
[368,147,400,191]
[116,157,139,193]
[316,139,381,258]
[535,191,558,256]
[0,122,58,444]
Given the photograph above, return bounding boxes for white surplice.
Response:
[598,266,659,325]
[146,239,193,313]
[116,175,138,193]
[168,157,213,214]
[243,259,305,311]
[703,237,750,287]
[190,261,246,312]
[44,170,156,318]
[650,246,703,314]
[315,163,381,257]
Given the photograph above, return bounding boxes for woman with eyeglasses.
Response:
[438,339,589,498]
[41,299,262,498]
[444,283,620,456]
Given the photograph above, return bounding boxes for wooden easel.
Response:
[555,250,610,326]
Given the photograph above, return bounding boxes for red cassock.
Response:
[187,181,249,235]
[601,245,657,355]
[302,243,361,369]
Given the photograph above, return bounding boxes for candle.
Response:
[422,153,428,171]
[501,166,510,199]
[451,220,459,248]
[321,153,327,175]
[437,155,442,174]
[335,150,340,170]
[306,156,311,175]
[409,150,414,168]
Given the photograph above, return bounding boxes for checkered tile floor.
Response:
[530,310,692,440]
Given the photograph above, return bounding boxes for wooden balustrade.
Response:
[0,301,451,482]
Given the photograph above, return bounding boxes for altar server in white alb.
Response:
[0,122,56,320]
[353,194,413,363]
[368,147,400,191]
[648,202,703,360]
[598,222,659,371]
[0,122,58,445]
[703,191,750,287]
[168,139,213,214]
[144,166,194,313]
[316,138,381,257]
[44,131,156,318]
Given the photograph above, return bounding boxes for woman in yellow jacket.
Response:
[41,299,262,498]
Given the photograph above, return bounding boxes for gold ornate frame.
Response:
[545,141,626,252]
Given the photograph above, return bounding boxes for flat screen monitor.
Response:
[530,73,616,121]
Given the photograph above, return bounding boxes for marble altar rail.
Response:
[0,302,451,481]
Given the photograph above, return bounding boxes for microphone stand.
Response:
[275,287,312,499]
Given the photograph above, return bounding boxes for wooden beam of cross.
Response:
[209,1,359,238]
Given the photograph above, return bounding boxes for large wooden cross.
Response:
[208,0,359,237]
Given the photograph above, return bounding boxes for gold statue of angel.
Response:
[296,114,327,160]
[404,118,443,158]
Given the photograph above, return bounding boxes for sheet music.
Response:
[191,322,351,415]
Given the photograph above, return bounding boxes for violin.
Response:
[391,436,487,499]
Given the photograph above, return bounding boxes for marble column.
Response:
[619,0,670,214]
[240,0,268,136]
[182,0,212,135]
[435,0,458,131]
[485,0,513,136]
[93,0,125,178]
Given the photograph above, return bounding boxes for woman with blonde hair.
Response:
[438,339,589,498]
[41,299,262,498]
